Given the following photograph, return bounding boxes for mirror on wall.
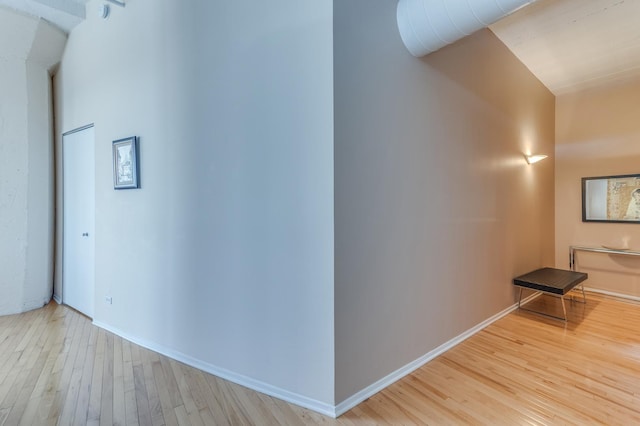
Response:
[582,174,640,223]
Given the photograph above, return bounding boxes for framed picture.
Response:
[582,174,640,223]
[112,136,139,189]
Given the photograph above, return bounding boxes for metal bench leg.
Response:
[516,287,570,321]
[518,287,523,308]
[570,284,587,304]
[560,296,567,321]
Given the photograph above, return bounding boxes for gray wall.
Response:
[334,0,555,403]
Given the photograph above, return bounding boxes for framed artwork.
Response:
[112,136,139,189]
[582,174,640,223]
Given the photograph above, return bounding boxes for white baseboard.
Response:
[583,286,640,302]
[334,293,539,416]
[52,294,62,304]
[92,321,337,418]
[93,293,540,420]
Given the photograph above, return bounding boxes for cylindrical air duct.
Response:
[397,0,536,57]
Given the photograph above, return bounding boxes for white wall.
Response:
[55,0,334,407]
[0,8,65,315]
[0,57,28,315]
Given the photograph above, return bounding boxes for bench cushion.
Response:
[513,267,588,295]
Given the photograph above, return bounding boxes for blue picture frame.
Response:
[112,136,139,189]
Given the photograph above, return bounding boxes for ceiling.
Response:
[0,0,88,33]
[490,0,640,95]
[1,0,639,95]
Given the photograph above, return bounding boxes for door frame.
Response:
[61,123,95,316]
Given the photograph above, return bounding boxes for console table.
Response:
[569,246,640,271]
[513,267,588,321]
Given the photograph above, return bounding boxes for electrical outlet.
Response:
[105,296,113,305]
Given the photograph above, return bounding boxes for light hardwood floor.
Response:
[1,292,640,425]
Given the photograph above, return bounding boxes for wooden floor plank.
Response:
[139,348,165,426]
[0,295,640,424]
[87,328,106,424]
[132,364,152,425]
[112,333,127,426]
[151,360,179,426]
[5,347,50,425]
[99,332,114,426]
[45,308,84,422]
[169,361,204,426]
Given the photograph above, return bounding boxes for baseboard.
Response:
[52,294,62,304]
[93,293,539,420]
[92,321,337,418]
[334,293,538,416]
[583,286,640,302]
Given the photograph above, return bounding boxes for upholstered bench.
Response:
[513,267,588,321]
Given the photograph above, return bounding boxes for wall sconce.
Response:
[525,154,547,165]
[98,4,110,19]
[100,0,124,20]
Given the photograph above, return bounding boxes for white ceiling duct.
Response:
[397,0,537,57]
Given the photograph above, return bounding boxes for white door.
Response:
[63,125,95,318]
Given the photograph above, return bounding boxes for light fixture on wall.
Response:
[525,154,548,165]
[98,4,110,19]
[100,0,124,20]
